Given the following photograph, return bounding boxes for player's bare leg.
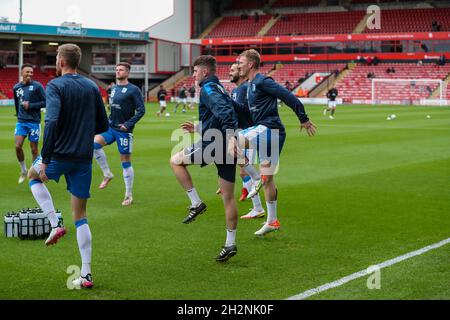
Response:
[93,135,114,189]
[15,135,27,183]
[170,151,206,223]
[216,177,238,262]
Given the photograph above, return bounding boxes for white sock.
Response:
[243,163,260,181]
[242,176,252,191]
[252,194,264,212]
[123,166,134,197]
[19,161,27,173]
[76,220,92,277]
[30,181,59,228]
[186,188,202,207]
[266,200,277,223]
[94,149,112,177]
[225,229,236,247]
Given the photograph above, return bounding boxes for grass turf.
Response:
[0,103,449,299]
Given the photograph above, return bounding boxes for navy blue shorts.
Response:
[184,140,236,183]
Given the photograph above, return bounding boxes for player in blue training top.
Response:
[93,62,146,206]
[27,44,109,288]
[13,63,46,184]
[170,55,240,262]
[226,63,266,219]
[236,49,316,236]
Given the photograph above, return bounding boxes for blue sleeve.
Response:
[13,87,19,116]
[260,77,309,123]
[95,89,109,134]
[204,85,237,132]
[29,84,46,110]
[123,88,145,129]
[41,83,62,164]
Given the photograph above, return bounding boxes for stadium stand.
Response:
[228,0,268,11]
[205,15,271,38]
[272,0,321,8]
[363,8,450,33]
[0,67,108,100]
[167,64,276,99]
[333,63,450,102]
[270,63,346,88]
[265,11,366,36]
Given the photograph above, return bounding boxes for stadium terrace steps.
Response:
[205,15,271,38]
[257,15,281,36]
[198,17,224,39]
[265,11,366,36]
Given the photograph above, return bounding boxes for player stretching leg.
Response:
[93,62,146,206]
[13,64,46,184]
[237,50,316,236]
[27,44,109,288]
[228,63,265,219]
[170,55,239,261]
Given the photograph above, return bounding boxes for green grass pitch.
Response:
[0,103,449,300]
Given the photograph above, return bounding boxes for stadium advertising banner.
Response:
[0,23,149,41]
[202,32,450,45]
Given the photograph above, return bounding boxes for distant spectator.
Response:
[241,12,248,20]
[373,56,380,66]
[367,72,375,79]
[357,56,366,65]
[421,43,429,52]
[333,69,339,76]
[432,21,441,32]
[438,54,446,66]
[417,60,423,66]
[366,56,374,66]
[254,12,259,23]
[426,86,433,94]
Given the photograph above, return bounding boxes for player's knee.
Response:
[170,152,185,167]
[27,167,39,180]
[15,143,23,152]
[93,142,103,150]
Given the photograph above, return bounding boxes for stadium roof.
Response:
[0,22,149,41]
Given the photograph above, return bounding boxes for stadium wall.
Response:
[145,0,191,43]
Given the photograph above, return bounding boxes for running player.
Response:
[27,43,109,288]
[156,84,168,117]
[188,85,196,110]
[13,64,46,184]
[93,62,146,206]
[236,49,316,236]
[174,86,188,113]
[170,55,239,262]
[323,87,339,119]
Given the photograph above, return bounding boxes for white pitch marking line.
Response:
[287,237,450,300]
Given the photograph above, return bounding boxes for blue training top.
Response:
[108,83,145,133]
[247,73,309,132]
[13,80,46,123]
[42,73,109,164]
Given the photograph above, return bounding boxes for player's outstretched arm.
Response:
[260,77,309,123]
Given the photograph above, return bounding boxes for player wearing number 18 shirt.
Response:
[93,62,146,206]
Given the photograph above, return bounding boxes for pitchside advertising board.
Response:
[0,23,149,41]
